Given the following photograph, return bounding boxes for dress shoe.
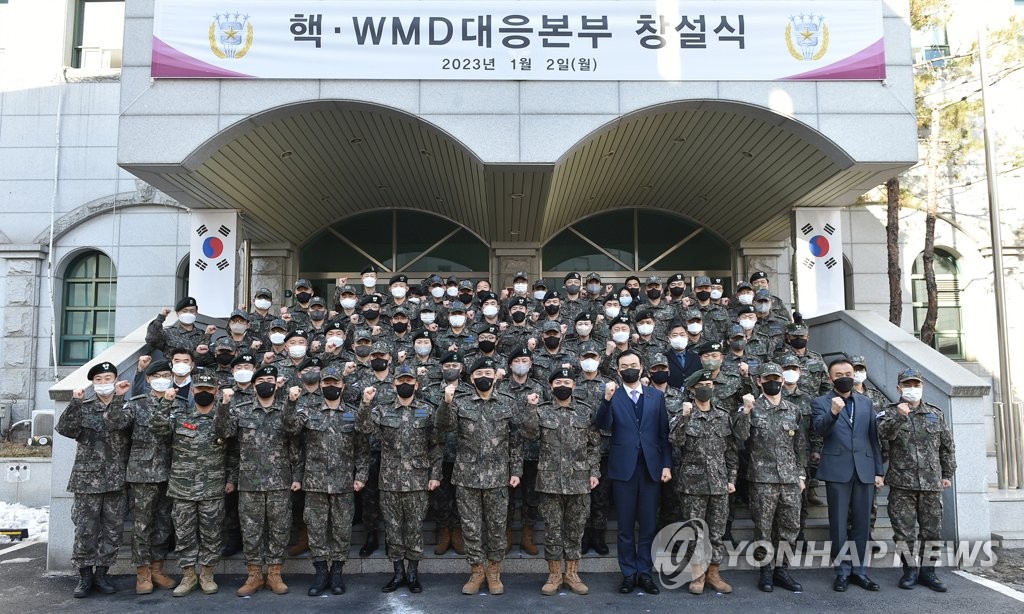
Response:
[850,574,880,591]
[618,574,636,593]
[772,567,802,592]
[637,574,660,594]
[833,575,849,592]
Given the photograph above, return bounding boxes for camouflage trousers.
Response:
[71,489,127,569]
[428,461,460,529]
[507,460,539,529]
[239,490,291,565]
[304,491,354,563]
[587,456,611,531]
[357,451,381,532]
[382,490,429,562]
[889,487,943,567]
[457,486,509,565]
[748,482,801,567]
[540,492,589,561]
[128,481,173,565]
[681,493,729,564]
[172,497,224,568]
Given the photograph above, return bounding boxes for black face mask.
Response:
[543,336,561,350]
[833,377,855,393]
[730,339,746,351]
[310,310,326,321]
[300,371,320,385]
[396,382,416,399]
[459,293,474,304]
[695,290,711,302]
[544,304,560,316]
[650,371,671,385]
[354,345,372,358]
[255,382,276,399]
[511,311,527,323]
[761,380,783,396]
[322,386,343,401]
[646,288,662,300]
[619,368,641,384]
[565,284,581,295]
[370,358,389,372]
[393,322,408,334]
[296,292,312,304]
[443,368,462,382]
[363,309,380,321]
[552,386,573,400]
[670,286,686,297]
[478,340,496,353]
[694,387,714,402]
[194,390,216,406]
[627,286,640,298]
[788,338,808,349]
[215,353,234,366]
[474,377,494,392]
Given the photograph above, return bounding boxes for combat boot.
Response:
[329,561,346,594]
[236,564,264,596]
[308,561,330,596]
[199,565,218,594]
[563,559,588,595]
[521,526,539,556]
[266,564,289,594]
[382,560,406,593]
[288,526,309,557]
[135,564,153,595]
[505,528,513,554]
[688,565,705,595]
[451,527,466,554]
[805,483,823,505]
[407,560,422,593]
[898,555,918,589]
[150,559,176,589]
[173,567,198,597]
[757,565,774,592]
[773,566,802,592]
[541,559,563,595]
[486,560,505,595]
[580,528,593,555]
[359,530,379,556]
[73,567,94,598]
[592,528,609,555]
[434,526,452,555]
[917,567,947,592]
[462,563,486,594]
[705,563,732,593]
[92,566,116,594]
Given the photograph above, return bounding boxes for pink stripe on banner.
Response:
[151,37,253,78]
[780,38,886,81]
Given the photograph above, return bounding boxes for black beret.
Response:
[231,353,257,367]
[469,356,497,373]
[255,365,278,378]
[284,329,308,343]
[695,341,724,355]
[507,296,528,308]
[563,272,581,283]
[749,271,769,282]
[635,310,654,322]
[543,290,561,301]
[507,347,532,364]
[477,323,500,336]
[360,294,383,306]
[411,328,432,341]
[549,367,573,383]
[389,274,408,285]
[297,356,324,371]
[87,361,117,380]
[145,360,171,376]
[361,265,377,275]
[439,351,463,365]
[477,291,498,303]
[174,296,197,311]
[575,312,594,323]
[735,305,756,315]
[609,314,632,327]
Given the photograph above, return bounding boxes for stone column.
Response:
[739,240,792,307]
[491,243,541,291]
[0,245,48,424]
[248,243,295,306]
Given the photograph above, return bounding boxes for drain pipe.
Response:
[46,76,67,381]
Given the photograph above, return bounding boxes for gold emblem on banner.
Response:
[786,14,829,61]
[209,12,254,59]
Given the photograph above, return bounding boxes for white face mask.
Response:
[738,318,756,331]
[533,290,547,300]
[172,363,192,377]
[420,312,436,325]
[737,294,753,305]
[619,295,633,307]
[513,283,528,294]
[580,358,600,373]
[254,298,272,310]
[901,386,923,403]
[94,383,116,396]
[611,330,630,344]
[363,276,377,288]
[670,336,687,351]
[229,323,248,334]
[391,287,407,299]
[687,322,703,335]
[510,363,532,377]
[288,345,307,359]
[269,332,286,345]
[449,315,466,328]
[710,289,723,300]
[233,369,254,384]
[408,297,421,305]
[604,307,620,319]
[446,287,459,297]
[430,287,445,298]
[150,378,173,392]
[178,312,197,325]
[414,344,432,356]
[575,323,593,336]
[340,297,357,310]
[755,303,771,314]
[325,335,344,350]
[853,371,868,384]
[482,305,499,318]
[782,370,800,384]
[637,323,655,336]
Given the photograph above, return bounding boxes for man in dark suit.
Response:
[812,357,885,592]
[665,321,701,388]
[594,350,672,595]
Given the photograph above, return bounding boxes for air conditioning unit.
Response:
[29,410,54,446]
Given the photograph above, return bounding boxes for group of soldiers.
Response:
[56,267,957,598]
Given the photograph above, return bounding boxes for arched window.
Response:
[912,248,963,358]
[61,251,117,365]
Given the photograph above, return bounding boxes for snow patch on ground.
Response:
[0,502,49,544]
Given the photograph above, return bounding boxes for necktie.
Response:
[630,389,642,421]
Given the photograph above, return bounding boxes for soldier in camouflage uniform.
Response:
[778,353,826,528]
[877,368,956,593]
[774,319,830,397]
[150,371,230,597]
[359,365,442,594]
[632,310,662,363]
[561,311,599,356]
[497,347,547,556]
[222,365,302,597]
[55,362,133,599]
[435,357,523,596]
[692,276,732,341]
[641,276,677,339]
[733,363,808,594]
[247,287,278,341]
[125,359,176,594]
[671,370,740,595]
[223,309,263,355]
[220,353,256,558]
[296,367,369,597]
[462,323,506,373]
[695,342,744,412]
[523,368,600,596]
[532,320,578,380]
[575,342,612,554]
[435,301,475,356]
[752,290,788,350]
[408,328,441,381]
[499,296,538,356]
[287,355,325,557]
[275,329,311,386]
[749,271,792,324]
[558,272,587,323]
[145,296,216,360]
[735,304,776,361]
[289,279,315,330]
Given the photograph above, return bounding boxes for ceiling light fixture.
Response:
[280,150,293,159]
[349,137,363,144]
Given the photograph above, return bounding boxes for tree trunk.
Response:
[919,106,941,346]
[886,177,902,325]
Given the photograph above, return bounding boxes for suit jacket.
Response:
[666,348,701,389]
[811,391,884,484]
[594,385,672,482]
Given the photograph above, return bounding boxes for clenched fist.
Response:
[742,394,755,414]
[221,389,234,404]
[163,389,177,402]
[443,382,457,404]
[73,388,85,399]
[681,402,692,416]
[897,402,911,417]
[527,393,540,406]
[205,325,218,336]
[604,381,617,401]
[114,381,132,396]
[288,386,301,401]
[363,387,377,404]
[831,396,846,415]
[138,355,152,371]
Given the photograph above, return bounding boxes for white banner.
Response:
[793,208,844,318]
[152,1,886,81]
[188,210,238,318]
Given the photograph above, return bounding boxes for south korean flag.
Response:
[189,209,238,317]
[793,209,844,318]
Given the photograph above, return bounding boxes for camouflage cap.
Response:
[513,271,529,281]
[229,309,251,321]
[778,353,801,368]
[540,320,562,333]
[448,301,468,313]
[213,337,236,351]
[683,308,703,321]
[684,369,716,389]
[727,324,745,338]
[735,281,754,292]
[649,353,669,367]
[338,284,358,295]
[254,287,273,299]
[586,272,602,282]
[646,275,662,286]
[353,328,373,342]
[694,275,712,287]
[457,280,474,290]
[270,318,288,331]
[193,371,218,388]
[295,278,313,289]
[309,296,326,307]
[578,341,600,356]
[897,367,924,384]
[320,366,343,381]
[754,289,772,302]
[849,355,867,367]
[787,321,809,335]
[394,364,417,380]
[370,341,390,355]
[533,279,548,289]
[759,362,783,377]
